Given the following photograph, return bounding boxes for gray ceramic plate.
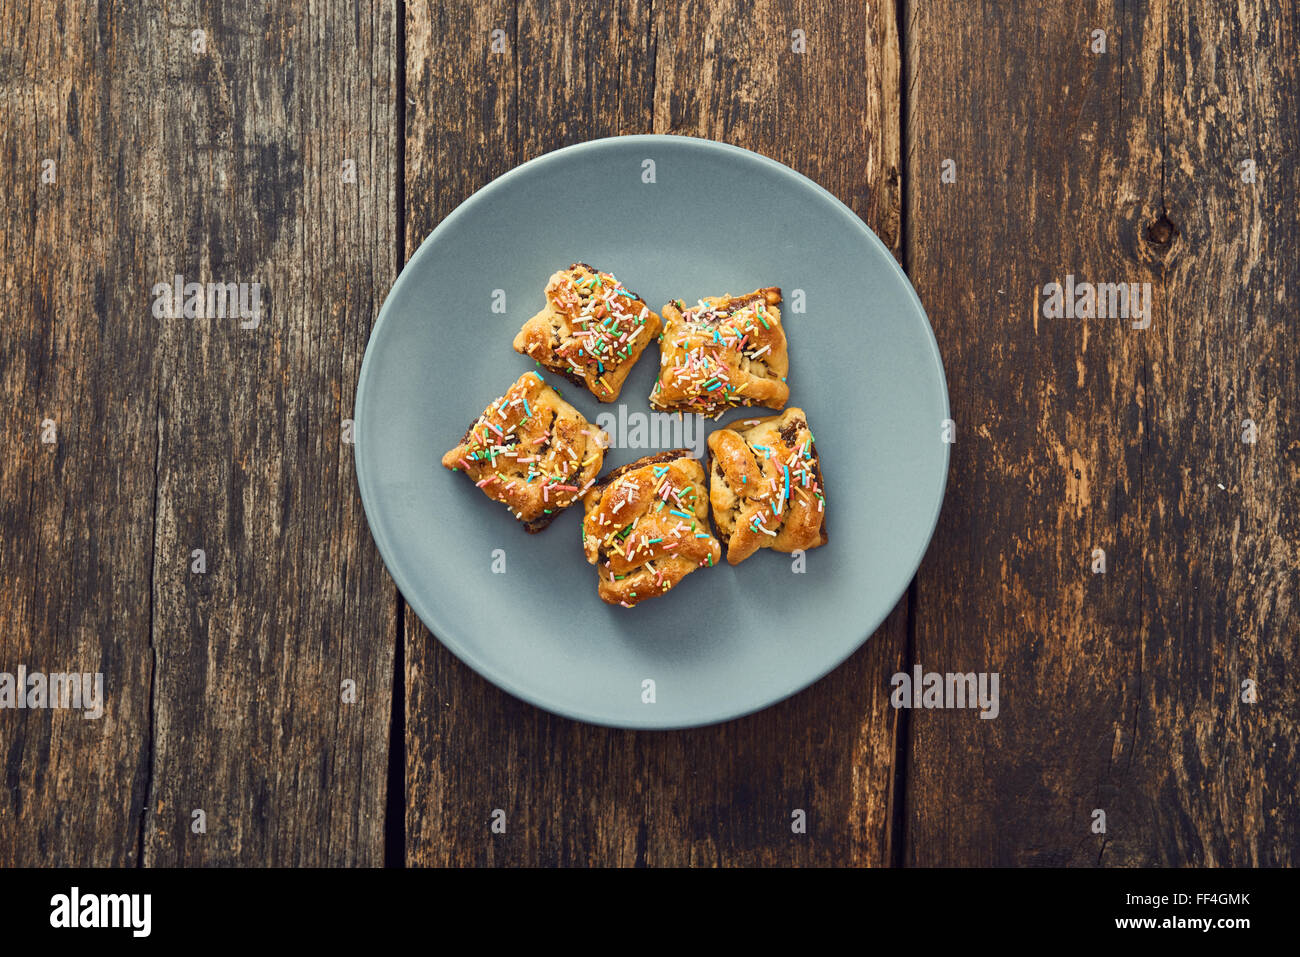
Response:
[355,135,949,729]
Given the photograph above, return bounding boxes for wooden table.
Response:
[2,0,1295,867]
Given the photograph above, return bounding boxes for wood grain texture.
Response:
[1105,0,1299,866]
[904,0,1298,864]
[0,0,398,865]
[403,0,906,866]
[139,0,399,866]
[0,0,158,866]
[5,0,1292,869]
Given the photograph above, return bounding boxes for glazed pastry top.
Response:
[650,287,789,415]
[441,370,607,530]
[707,407,826,564]
[581,451,721,606]
[514,263,662,402]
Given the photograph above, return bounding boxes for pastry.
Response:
[649,287,789,416]
[513,262,662,402]
[581,450,721,607]
[706,408,827,564]
[441,371,608,532]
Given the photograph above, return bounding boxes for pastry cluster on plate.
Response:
[442,263,827,608]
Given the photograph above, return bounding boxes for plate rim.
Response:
[354,133,951,730]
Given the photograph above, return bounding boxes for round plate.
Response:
[355,135,949,729]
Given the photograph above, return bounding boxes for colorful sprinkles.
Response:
[540,266,653,396]
[720,414,825,551]
[445,374,603,525]
[651,295,783,415]
[583,457,719,606]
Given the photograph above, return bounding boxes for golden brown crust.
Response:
[513,263,662,403]
[441,371,608,531]
[649,287,789,415]
[706,408,827,565]
[581,451,721,607]
[590,448,690,492]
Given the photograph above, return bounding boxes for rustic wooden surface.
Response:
[0,0,159,867]
[402,0,907,867]
[906,0,1298,865]
[1,0,1295,866]
[1,0,398,865]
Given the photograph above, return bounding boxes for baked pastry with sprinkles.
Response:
[649,287,789,416]
[513,262,662,403]
[581,450,722,607]
[706,408,827,565]
[441,371,608,533]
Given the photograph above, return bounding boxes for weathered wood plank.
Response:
[1103,0,1299,866]
[403,0,905,866]
[135,0,399,866]
[0,0,159,866]
[905,0,1298,864]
